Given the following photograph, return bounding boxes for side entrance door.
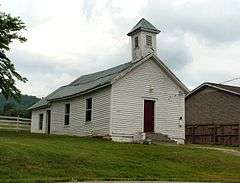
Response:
[46,110,51,134]
[144,100,155,132]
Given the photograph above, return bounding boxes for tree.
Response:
[3,102,17,116]
[0,10,27,100]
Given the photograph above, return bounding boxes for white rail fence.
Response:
[0,115,31,131]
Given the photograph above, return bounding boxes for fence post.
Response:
[16,115,19,132]
[239,124,240,147]
[238,124,240,147]
[192,126,195,144]
[213,124,215,144]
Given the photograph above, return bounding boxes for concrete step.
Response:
[145,132,177,144]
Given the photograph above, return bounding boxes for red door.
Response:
[144,100,155,132]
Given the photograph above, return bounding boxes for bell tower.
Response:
[127,18,160,62]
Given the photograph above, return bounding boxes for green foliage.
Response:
[0,93,40,117]
[0,131,239,182]
[0,10,27,100]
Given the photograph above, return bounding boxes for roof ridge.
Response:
[69,61,131,86]
[186,82,240,98]
[127,18,160,36]
[70,70,120,86]
[82,62,130,77]
[205,82,240,89]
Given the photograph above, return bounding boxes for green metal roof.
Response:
[29,61,134,110]
[28,86,65,110]
[127,18,160,36]
[29,53,189,111]
[28,97,48,110]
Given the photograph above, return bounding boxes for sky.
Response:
[1,0,240,97]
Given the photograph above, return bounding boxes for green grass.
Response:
[0,131,239,183]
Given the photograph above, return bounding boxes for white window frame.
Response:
[64,103,70,126]
[85,98,93,122]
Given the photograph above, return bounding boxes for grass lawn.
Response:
[0,131,239,182]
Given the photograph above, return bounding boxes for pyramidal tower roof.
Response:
[127,18,160,36]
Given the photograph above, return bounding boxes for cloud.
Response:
[1,0,240,96]
[83,0,96,19]
[143,0,240,44]
[181,35,240,88]
[140,0,240,88]
[157,31,193,70]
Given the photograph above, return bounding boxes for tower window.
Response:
[134,36,139,48]
[146,35,152,46]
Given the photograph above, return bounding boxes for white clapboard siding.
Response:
[50,86,111,136]
[31,108,49,133]
[111,58,185,143]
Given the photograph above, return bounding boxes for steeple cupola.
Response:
[127,18,160,62]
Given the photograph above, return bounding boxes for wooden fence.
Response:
[186,124,240,146]
[0,115,31,131]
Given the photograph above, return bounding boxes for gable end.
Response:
[111,53,189,94]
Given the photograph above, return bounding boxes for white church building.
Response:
[29,18,189,144]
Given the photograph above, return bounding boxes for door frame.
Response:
[46,110,51,134]
[142,97,157,133]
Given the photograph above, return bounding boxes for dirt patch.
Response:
[195,146,240,157]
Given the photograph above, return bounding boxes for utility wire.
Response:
[219,77,240,84]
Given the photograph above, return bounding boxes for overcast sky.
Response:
[1,0,240,97]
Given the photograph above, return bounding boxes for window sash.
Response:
[64,104,70,125]
[85,98,92,122]
[65,103,70,114]
[64,114,70,125]
[85,110,92,122]
[86,98,92,110]
[39,114,43,130]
